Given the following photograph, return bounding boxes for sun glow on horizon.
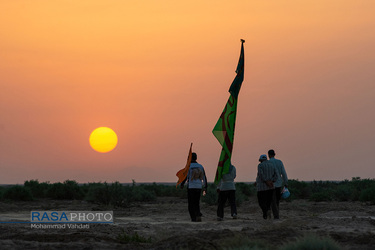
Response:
[89,127,118,153]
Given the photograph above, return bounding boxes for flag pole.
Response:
[212,40,245,184]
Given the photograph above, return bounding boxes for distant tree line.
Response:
[0,177,374,206]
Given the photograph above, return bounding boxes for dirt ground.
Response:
[0,197,374,249]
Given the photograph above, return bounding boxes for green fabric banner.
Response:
[213,40,244,184]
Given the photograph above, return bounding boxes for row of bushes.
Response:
[0,180,188,206]
[200,177,375,205]
[0,178,374,205]
[0,179,255,207]
[288,177,375,203]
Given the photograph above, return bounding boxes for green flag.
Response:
[213,40,245,184]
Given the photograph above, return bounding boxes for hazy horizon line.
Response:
[2,178,372,186]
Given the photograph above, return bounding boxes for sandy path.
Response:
[0,197,374,249]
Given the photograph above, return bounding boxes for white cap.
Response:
[259,154,267,161]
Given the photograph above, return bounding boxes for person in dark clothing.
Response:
[217,164,237,221]
[256,154,278,219]
[268,149,288,219]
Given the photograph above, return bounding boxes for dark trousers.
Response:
[217,190,237,218]
[257,189,274,219]
[188,188,201,221]
[271,187,282,219]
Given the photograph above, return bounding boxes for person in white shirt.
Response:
[180,152,207,222]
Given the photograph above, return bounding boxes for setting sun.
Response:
[89,127,118,153]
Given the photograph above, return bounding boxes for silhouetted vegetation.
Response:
[288,177,375,203]
[84,180,158,207]
[3,185,34,201]
[0,186,5,200]
[0,177,374,206]
[47,180,84,200]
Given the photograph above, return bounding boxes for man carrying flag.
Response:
[176,144,207,222]
[179,152,207,222]
[213,39,245,184]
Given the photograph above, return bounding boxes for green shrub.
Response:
[24,180,50,198]
[311,180,336,193]
[309,191,332,202]
[333,184,354,201]
[46,182,65,199]
[132,186,156,202]
[64,180,84,199]
[85,182,111,205]
[280,234,341,250]
[138,182,188,199]
[110,182,130,206]
[351,177,373,191]
[0,186,5,200]
[85,182,131,207]
[3,185,34,201]
[85,182,156,207]
[288,180,311,199]
[236,182,256,197]
[359,186,375,204]
[46,180,84,200]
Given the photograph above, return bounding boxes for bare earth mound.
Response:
[0,197,374,249]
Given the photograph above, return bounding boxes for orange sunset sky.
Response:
[1,1,374,184]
